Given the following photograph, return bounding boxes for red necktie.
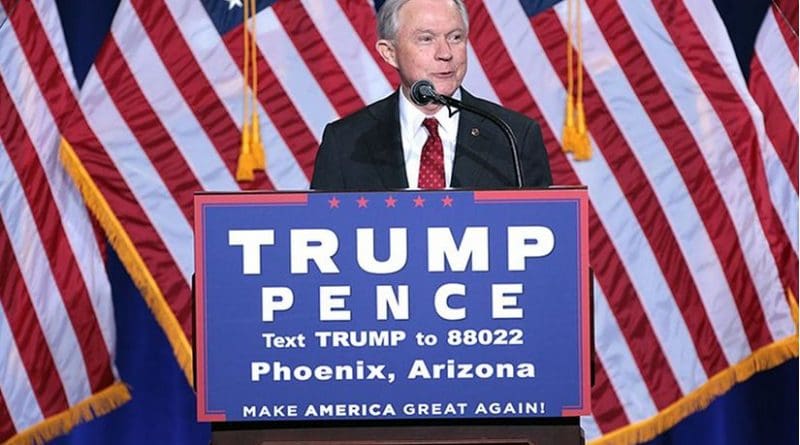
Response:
[418,118,445,189]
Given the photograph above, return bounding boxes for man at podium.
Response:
[311,0,552,191]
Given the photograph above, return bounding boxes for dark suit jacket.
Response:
[310,89,552,191]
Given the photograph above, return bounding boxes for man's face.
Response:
[377,0,468,110]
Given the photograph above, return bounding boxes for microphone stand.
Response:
[435,95,524,189]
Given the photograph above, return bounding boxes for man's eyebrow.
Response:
[411,27,465,34]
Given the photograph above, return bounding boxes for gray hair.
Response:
[376,0,469,41]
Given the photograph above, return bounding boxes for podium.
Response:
[194,189,591,445]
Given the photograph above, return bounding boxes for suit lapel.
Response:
[452,89,496,188]
[357,88,509,190]
[365,91,408,189]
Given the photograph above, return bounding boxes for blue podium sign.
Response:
[195,189,590,422]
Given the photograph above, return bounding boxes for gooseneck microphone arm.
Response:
[410,80,523,188]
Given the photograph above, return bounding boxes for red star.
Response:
[441,195,453,207]
[357,196,369,208]
[413,195,425,207]
[385,195,397,207]
[328,196,340,208]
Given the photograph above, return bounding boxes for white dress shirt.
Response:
[398,88,460,188]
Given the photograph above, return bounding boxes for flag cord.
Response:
[561,0,576,155]
[573,0,591,160]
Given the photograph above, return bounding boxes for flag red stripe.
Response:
[94,36,200,224]
[654,0,799,308]
[1,0,74,129]
[272,1,366,117]
[749,55,798,191]
[0,220,69,417]
[776,0,799,31]
[591,355,630,434]
[0,44,114,395]
[0,389,15,443]
[467,0,683,409]
[224,26,318,180]
[538,4,729,376]
[771,5,799,64]
[128,0,273,190]
[4,0,194,344]
[66,120,195,340]
[586,206,685,409]
[336,0,401,89]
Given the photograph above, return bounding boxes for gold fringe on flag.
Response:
[562,0,591,161]
[4,382,130,445]
[60,138,194,384]
[589,334,798,445]
[236,0,266,182]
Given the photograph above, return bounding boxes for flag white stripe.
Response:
[300,0,393,104]
[594,285,659,423]
[763,138,799,252]
[568,2,751,365]
[163,0,310,190]
[0,302,42,432]
[694,0,800,263]
[30,0,78,94]
[0,42,116,357]
[624,0,793,342]
[0,28,98,408]
[580,415,601,441]
[755,10,799,133]
[110,1,239,192]
[484,0,707,393]
[702,4,800,263]
[255,8,339,138]
[0,144,92,408]
[463,44,501,104]
[686,0,796,137]
[256,8,339,140]
[79,68,195,283]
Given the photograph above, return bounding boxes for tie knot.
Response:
[422,118,439,134]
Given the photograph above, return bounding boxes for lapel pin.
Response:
[470,128,480,137]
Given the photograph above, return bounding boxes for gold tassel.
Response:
[574,102,590,161]
[561,0,576,153]
[236,0,256,182]
[573,0,591,161]
[787,288,798,330]
[236,122,255,181]
[251,112,266,170]
[248,0,266,171]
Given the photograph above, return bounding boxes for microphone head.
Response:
[410,80,437,106]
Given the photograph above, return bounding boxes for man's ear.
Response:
[376,39,398,69]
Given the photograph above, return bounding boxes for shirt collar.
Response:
[399,87,461,138]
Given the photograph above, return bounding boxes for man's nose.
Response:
[435,38,453,61]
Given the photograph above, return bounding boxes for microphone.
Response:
[408,80,524,188]
[410,79,440,105]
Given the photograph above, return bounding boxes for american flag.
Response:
[2,0,797,444]
[0,1,129,444]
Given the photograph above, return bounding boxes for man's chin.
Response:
[431,82,459,97]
